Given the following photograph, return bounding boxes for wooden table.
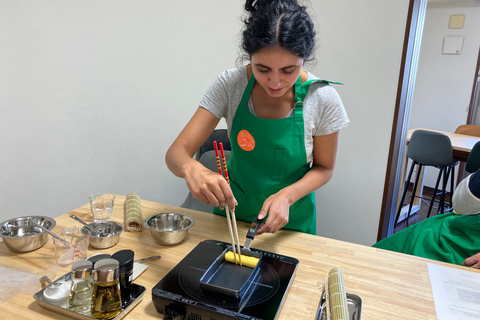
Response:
[1,195,479,319]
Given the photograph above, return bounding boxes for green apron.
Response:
[373,213,480,265]
[214,74,337,234]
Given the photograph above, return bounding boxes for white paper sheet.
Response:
[428,263,480,319]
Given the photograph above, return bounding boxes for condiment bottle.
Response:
[69,260,94,314]
[111,249,134,307]
[91,258,122,319]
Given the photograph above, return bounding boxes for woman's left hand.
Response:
[256,192,291,234]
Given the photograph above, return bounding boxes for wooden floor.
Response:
[393,185,452,233]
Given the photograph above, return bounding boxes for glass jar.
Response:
[91,258,122,319]
[69,260,94,314]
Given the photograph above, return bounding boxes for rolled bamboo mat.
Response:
[124,193,143,232]
[328,267,349,320]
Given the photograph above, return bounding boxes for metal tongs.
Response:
[69,214,106,237]
[30,219,75,249]
[214,141,242,265]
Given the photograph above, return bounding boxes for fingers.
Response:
[461,259,471,267]
[462,254,480,268]
[188,171,236,211]
[257,199,288,234]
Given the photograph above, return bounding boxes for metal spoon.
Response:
[69,214,105,237]
[30,220,75,249]
[39,275,62,288]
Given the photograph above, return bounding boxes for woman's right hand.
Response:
[183,159,236,211]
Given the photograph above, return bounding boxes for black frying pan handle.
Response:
[246,214,266,241]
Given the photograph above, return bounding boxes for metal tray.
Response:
[33,272,145,320]
[199,246,262,299]
[315,291,362,320]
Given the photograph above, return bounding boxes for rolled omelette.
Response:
[225,251,259,268]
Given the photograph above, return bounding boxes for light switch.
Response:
[449,14,465,29]
[442,36,464,55]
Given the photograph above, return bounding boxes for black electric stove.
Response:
[152,239,299,320]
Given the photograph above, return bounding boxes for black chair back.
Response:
[407,130,455,167]
[195,129,231,160]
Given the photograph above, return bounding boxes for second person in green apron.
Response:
[165,0,349,235]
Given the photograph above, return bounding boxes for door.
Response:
[469,48,480,125]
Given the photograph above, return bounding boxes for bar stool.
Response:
[395,129,459,226]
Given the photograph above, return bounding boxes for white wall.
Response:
[311,1,408,245]
[409,1,480,187]
[0,0,410,246]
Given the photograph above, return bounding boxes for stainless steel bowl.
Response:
[80,221,123,249]
[144,212,195,245]
[0,216,56,252]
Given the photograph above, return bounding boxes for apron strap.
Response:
[295,79,343,105]
[240,73,257,107]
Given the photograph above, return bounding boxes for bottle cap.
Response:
[88,254,111,264]
[71,260,93,279]
[111,250,134,274]
[94,258,119,283]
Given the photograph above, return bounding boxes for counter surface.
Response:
[1,195,477,319]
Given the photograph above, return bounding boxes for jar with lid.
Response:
[111,249,134,307]
[91,258,122,319]
[69,260,94,314]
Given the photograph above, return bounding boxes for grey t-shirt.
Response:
[199,67,349,163]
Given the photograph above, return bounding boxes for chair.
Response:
[194,129,231,160]
[395,129,459,226]
[180,129,231,212]
[454,124,480,137]
[466,141,480,174]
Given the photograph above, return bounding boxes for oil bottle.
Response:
[91,258,122,319]
[69,260,94,314]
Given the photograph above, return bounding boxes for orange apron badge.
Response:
[237,130,255,151]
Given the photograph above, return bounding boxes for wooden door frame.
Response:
[467,47,480,125]
[377,0,428,241]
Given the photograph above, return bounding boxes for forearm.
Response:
[277,165,334,206]
[165,107,220,178]
[165,143,198,178]
[277,132,338,205]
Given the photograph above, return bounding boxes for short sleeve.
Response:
[199,71,230,119]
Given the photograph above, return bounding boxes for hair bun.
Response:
[245,0,299,13]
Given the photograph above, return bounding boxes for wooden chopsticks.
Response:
[213,141,242,265]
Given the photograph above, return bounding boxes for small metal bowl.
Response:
[144,212,195,245]
[80,221,123,249]
[0,216,56,252]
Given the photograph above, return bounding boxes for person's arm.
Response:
[462,252,480,269]
[165,107,236,211]
[257,131,338,234]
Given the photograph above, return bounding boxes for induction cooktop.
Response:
[152,239,299,320]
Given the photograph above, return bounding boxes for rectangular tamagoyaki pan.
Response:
[199,214,265,299]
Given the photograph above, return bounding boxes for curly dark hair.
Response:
[242,0,316,60]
